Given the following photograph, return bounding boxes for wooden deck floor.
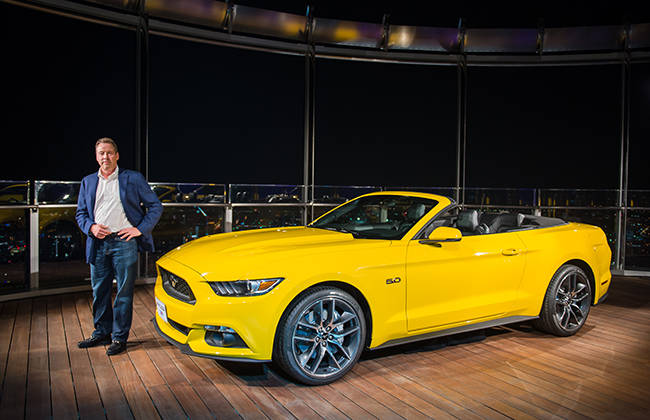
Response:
[0,275,648,419]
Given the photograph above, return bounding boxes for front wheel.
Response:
[273,287,366,385]
[534,264,592,336]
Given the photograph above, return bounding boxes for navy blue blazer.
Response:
[76,168,163,263]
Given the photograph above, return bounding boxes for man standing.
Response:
[76,137,162,355]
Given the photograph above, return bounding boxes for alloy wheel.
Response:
[554,271,590,330]
[291,297,362,378]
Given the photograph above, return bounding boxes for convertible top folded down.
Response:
[448,209,566,236]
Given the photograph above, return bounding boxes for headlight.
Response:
[208,278,284,297]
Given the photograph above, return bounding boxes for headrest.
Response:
[480,212,525,233]
[457,209,479,231]
[407,203,426,220]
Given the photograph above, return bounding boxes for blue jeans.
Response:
[90,236,138,342]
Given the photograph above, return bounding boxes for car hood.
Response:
[159,226,390,281]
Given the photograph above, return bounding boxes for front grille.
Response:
[160,267,196,304]
[168,317,190,336]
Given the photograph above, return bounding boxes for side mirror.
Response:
[419,226,462,246]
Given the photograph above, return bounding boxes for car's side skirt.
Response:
[372,315,538,350]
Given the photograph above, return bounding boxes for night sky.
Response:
[1,1,649,189]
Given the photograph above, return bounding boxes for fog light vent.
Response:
[204,326,248,348]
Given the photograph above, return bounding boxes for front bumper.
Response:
[153,256,283,361]
[152,317,269,363]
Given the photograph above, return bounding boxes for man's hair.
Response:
[95,137,118,153]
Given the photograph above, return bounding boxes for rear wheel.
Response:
[534,264,592,336]
[273,287,366,385]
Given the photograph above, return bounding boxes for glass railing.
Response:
[229,184,304,203]
[625,210,650,271]
[1,181,648,295]
[0,180,30,293]
[539,189,619,208]
[463,188,537,207]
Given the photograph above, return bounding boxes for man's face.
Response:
[96,143,119,174]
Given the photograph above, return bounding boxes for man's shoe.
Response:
[106,340,127,356]
[78,335,111,348]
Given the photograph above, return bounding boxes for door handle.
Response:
[502,248,520,256]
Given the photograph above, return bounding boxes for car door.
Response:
[405,231,526,332]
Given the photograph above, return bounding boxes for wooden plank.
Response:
[307,377,377,419]
[328,373,404,420]
[455,345,605,420]
[78,293,164,420]
[272,371,350,420]
[6,274,641,420]
[344,368,430,420]
[137,285,273,419]
[0,300,31,418]
[107,349,162,420]
[492,335,650,407]
[61,295,106,419]
[221,363,296,420]
[426,347,573,419]
[388,350,540,420]
[354,359,472,420]
[0,301,17,395]
[193,356,270,420]
[74,294,134,420]
[375,354,509,420]
[477,338,641,414]
[130,289,239,419]
[26,297,51,420]
[250,367,322,420]
[48,296,79,419]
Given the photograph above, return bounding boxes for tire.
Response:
[273,287,366,385]
[534,264,592,336]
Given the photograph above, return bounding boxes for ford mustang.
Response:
[153,191,612,385]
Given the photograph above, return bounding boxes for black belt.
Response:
[104,232,120,240]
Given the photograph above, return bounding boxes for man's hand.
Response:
[118,227,142,241]
[90,224,111,239]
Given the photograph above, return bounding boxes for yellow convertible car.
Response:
[153,191,611,385]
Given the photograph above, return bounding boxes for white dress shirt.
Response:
[94,166,133,233]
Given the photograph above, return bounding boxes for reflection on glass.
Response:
[628,190,650,208]
[625,210,650,270]
[147,206,225,276]
[233,206,303,231]
[464,206,534,215]
[464,188,536,206]
[151,182,226,204]
[387,25,458,52]
[232,5,307,40]
[540,189,618,207]
[312,17,382,48]
[38,208,88,288]
[0,181,29,205]
[544,26,622,53]
[145,0,228,27]
[230,184,303,203]
[36,181,80,204]
[542,209,617,266]
[312,205,338,222]
[0,209,28,293]
[313,186,379,204]
[466,28,537,53]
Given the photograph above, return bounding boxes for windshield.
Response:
[310,195,438,240]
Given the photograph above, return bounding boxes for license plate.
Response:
[155,296,168,324]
